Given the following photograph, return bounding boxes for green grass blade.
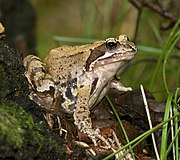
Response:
[149,20,163,43]
[53,36,98,44]
[150,18,180,90]
[137,45,162,54]
[163,31,180,93]
[103,113,179,160]
[160,93,173,160]
[174,88,179,160]
[105,95,135,159]
[165,127,180,158]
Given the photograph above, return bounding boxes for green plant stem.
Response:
[160,93,173,160]
[174,88,179,160]
[105,95,135,159]
[150,18,180,91]
[165,127,180,158]
[163,31,180,93]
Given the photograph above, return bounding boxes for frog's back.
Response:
[45,44,89,57]
[43,44,92,82]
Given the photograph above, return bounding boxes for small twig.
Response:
[134,9,142,43]
[155,0,166,12]
[128,0,141,9]
[129,0,178,30]
[128,0,142,43]
[136,0,177,23]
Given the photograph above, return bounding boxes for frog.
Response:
[24,35,137,154]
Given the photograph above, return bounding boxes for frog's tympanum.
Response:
[24,35,137,157]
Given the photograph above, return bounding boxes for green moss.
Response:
[0,100,65,159]
[0,101,42,158]
[0,106,24,149]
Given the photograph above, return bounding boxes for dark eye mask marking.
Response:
[85,44,106,71]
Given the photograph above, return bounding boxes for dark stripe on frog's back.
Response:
[85,43,106,71]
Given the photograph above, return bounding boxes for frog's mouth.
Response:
[95,50,136,66]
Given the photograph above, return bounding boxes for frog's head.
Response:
[85,35,137,71]
[86,35,137,108]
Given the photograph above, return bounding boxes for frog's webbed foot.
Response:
[77,127,133,159]
[75,114,132,158]
[85,128,111,148]
[109,79,132,92]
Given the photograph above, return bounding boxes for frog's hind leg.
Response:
[73,84,111,148]
[74,84,133,159]
[23,55,56,110]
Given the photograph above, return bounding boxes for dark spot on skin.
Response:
[80,122,84,129]
[65,87,77,102]
[60,82,66,87]
[71,78,77,89]
[61,76,77,108]
[59,93,65,103]
[79,106,85,109]
[68,103,76,111]
[65,88,72,98]
[86,119,91,123]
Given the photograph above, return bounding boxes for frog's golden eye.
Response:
[105,39,118,50]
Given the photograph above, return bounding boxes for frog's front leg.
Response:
[73,84,111,147]
[109,79,132,92]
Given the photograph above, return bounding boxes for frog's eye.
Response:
[105,39,118,50]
